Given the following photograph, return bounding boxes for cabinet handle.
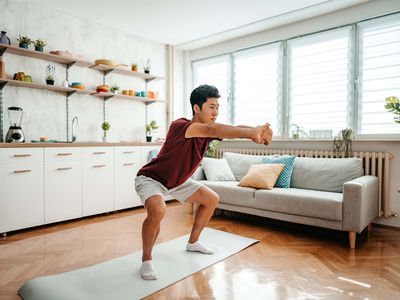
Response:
[93,164,106,168]
[14,170,32,173]
[123,151,135,154]
[14,154,31,157]
[123,162,135,166]
[57,153,72,156]
[57,167,72,171]
[93,151,106,155]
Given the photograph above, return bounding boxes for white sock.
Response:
[140,260,158,280]
[186,241,214,254]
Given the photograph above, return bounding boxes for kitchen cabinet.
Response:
[114,146,142,210]
[82,147,114,216]
[44,148,82,223]
[0,148,44,234]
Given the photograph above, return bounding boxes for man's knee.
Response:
[145,196,166,222]
[209,192,219,208]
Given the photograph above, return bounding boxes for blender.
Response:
[5,106,25,143]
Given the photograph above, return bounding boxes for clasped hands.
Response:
[253,123,273,145]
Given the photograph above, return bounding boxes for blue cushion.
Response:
[261,155,295,188]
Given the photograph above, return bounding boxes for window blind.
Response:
[288,28,351,138]
[192,56,230,124]
[358,15,400,135]
[233,43,282,132]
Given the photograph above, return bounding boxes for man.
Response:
[135,84,273,280]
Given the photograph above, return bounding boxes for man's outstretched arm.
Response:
[185,123,273,145]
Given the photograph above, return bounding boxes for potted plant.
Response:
[102,121,110,142]
[17,35,32,49]
[146,120,158,142]
[45,65,55,85]
[33,39,47,52]
[384,96,400,124]
[142,58,151,74]
[110,84,120,94]
[333,128,353,158]
[291,123,307,139]
[131,63,138,72]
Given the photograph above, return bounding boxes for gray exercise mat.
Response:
[18,228,258,300]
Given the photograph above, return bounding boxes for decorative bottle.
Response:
[0,31,11,45]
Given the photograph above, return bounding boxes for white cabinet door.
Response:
[44,147,82,224]
[44,161,82,224]
[82,147,114,216]
[114,146,141,210]
[0,162,44,233]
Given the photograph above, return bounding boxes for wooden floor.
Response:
[1,201,400,300]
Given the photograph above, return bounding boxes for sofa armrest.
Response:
[191,166,206,181]
[342,175,378,233]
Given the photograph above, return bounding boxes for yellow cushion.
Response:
[239,164,285,189]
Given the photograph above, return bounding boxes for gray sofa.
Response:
[193,152,378,248]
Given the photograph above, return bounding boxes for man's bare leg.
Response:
[186,186,219,253]
[141,195,166,280]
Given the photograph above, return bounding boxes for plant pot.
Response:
[292,133,299,139]
[144,69,150,74]
[46,79,54,85]
[19,43,28,49]
[111,90,118,95]
[146,136,152,142]
[35,46,43,52]
[131,66,137,72]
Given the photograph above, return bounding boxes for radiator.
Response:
[215,147,394,218]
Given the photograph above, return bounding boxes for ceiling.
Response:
[27,0,370,50]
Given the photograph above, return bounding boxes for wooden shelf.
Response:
[0,79,94,95]
[91,91,164,104]
[90,64,164,81]
[0,44,93,67]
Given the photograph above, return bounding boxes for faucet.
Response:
[71,116,78,142]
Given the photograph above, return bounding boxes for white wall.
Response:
[0,0,167,142]
[184,0,400,227]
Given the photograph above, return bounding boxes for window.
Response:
[358,15,400,135]
[192,56,230,124]
[190,12,400,138]
[287,27,351,137]
[233,44,282,132]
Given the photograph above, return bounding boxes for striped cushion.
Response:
[262,155,295,188]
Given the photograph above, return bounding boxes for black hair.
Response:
[190,84,220,115]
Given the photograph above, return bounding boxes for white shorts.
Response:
[134,175,205,206]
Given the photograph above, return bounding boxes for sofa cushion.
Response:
[261,155,296,188]
[239,164,285,189]
[253,188,343,221]
[199,181,256,207]
[201,157,236,181]
[291,157,363,192]
[223,152,264,181]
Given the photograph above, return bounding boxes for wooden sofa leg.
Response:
[349,231,356,249]
[367,224,372,232]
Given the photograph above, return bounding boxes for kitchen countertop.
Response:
[0,141,163,148]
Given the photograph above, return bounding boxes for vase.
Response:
[0,31,11,45]
[19,43,28,49]
[46,79,54,85]
[35,46,43,52]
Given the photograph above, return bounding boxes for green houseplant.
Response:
[102,121,110,142]
[384,96,400,124]
[33,39,47,52]
[291,123,307,139]
[146,120,158,142]
[17,35,32,49]
[110,84,120,94]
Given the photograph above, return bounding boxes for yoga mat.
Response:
[18,228,258,300]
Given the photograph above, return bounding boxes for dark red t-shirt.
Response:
[137,118,215,189]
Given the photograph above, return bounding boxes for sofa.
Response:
[192,152,378,248]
